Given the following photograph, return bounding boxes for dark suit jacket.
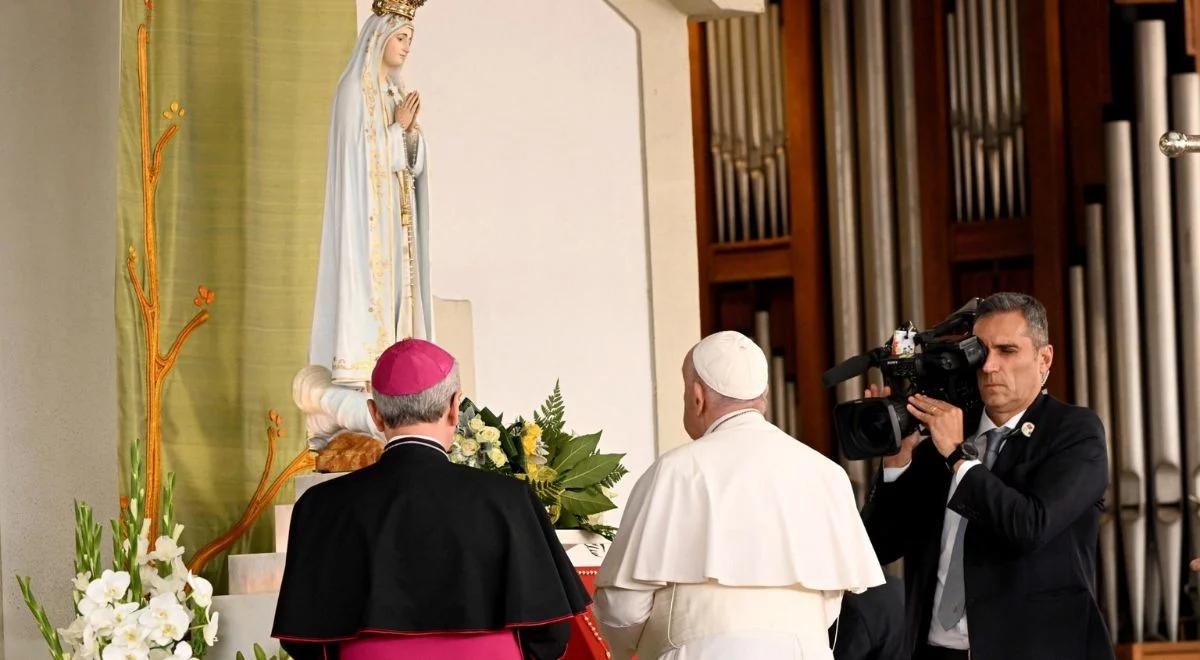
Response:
[832,574,905,660]
[862,394,1113,660]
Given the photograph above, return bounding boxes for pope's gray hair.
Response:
[372,362,460,428]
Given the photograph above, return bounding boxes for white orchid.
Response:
[139,593,190,646]
[170,641,196,659]
[111,619,150,650]
[186,573,213,609]
[112,602,141,627]
[85,570,131,607]
[203,611,219,646]
[102,641,150,660]
[85,604,120,636]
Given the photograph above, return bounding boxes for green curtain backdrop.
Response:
[116,0,354,590]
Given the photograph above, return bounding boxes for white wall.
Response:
[357,0,660,506]
[0,0,121,656]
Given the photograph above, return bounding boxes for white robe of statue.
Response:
[298,12,434,442]
[308,11,433,389]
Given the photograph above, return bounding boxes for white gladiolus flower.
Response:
[74,572,92,593]
[203,611,219,646]
[147,570,187,600]
[77,625,100,659]
[57,615,88,644]
[150,536,184,563]
[85,570,131,606]
[186,573,213,609]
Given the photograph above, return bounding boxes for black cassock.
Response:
[272,437,591,660]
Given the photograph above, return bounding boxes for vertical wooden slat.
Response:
[690,23,716,335]
[782,0,833,456]
[913,0,952,327]
[1020,0,1069,397]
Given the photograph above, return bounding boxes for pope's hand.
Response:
[864,384,921,469]
[395,90,421,131]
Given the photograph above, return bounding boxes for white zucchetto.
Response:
[691,331,769,400]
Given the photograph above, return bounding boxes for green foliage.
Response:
[235,644,290,660]
[15,575,65,660]
[458,382,630,535]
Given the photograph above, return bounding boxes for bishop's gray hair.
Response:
[977,292,1050,347]
[372,362,461,428]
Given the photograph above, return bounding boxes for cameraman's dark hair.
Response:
[978,292,1049,347]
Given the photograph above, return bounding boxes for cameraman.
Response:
[862,293,1111,660]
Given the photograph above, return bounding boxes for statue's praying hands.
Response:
[396,90,421,131]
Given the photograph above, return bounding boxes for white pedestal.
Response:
[208,593,280,660]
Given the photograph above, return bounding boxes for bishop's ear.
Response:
[367,399,386,433]
[446,391,462,427]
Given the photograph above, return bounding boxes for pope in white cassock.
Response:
[595,331,884,659]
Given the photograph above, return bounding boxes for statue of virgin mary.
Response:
[308,0,432,390]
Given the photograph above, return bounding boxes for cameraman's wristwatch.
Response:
[945,441,979,471]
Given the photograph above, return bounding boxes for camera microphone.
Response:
[821,352,875,388]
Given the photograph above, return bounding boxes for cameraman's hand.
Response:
[864,385,921,468]
[906,394,964,458]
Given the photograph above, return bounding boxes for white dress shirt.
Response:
[881,407,1027,650]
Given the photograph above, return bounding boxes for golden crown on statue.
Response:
[372,0,426,20]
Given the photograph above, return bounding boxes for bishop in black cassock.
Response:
[272,339,590,659]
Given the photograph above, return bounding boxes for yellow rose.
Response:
[477,426,501,444]
[468,416,486,433]
[522,422,543,443]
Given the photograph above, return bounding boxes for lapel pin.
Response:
[1021,422,1036,437]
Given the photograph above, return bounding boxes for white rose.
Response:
[460,437,480,457]
[487,446,508,467]
[186,573,213,609]
[476,426,501,444]
[467,416,486,433]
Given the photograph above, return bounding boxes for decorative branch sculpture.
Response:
[187,413,316,574]
[129,0,314,569]
[128,3,212,540]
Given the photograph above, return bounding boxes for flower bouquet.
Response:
[16,443,219,660]
[450,382,628,540]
